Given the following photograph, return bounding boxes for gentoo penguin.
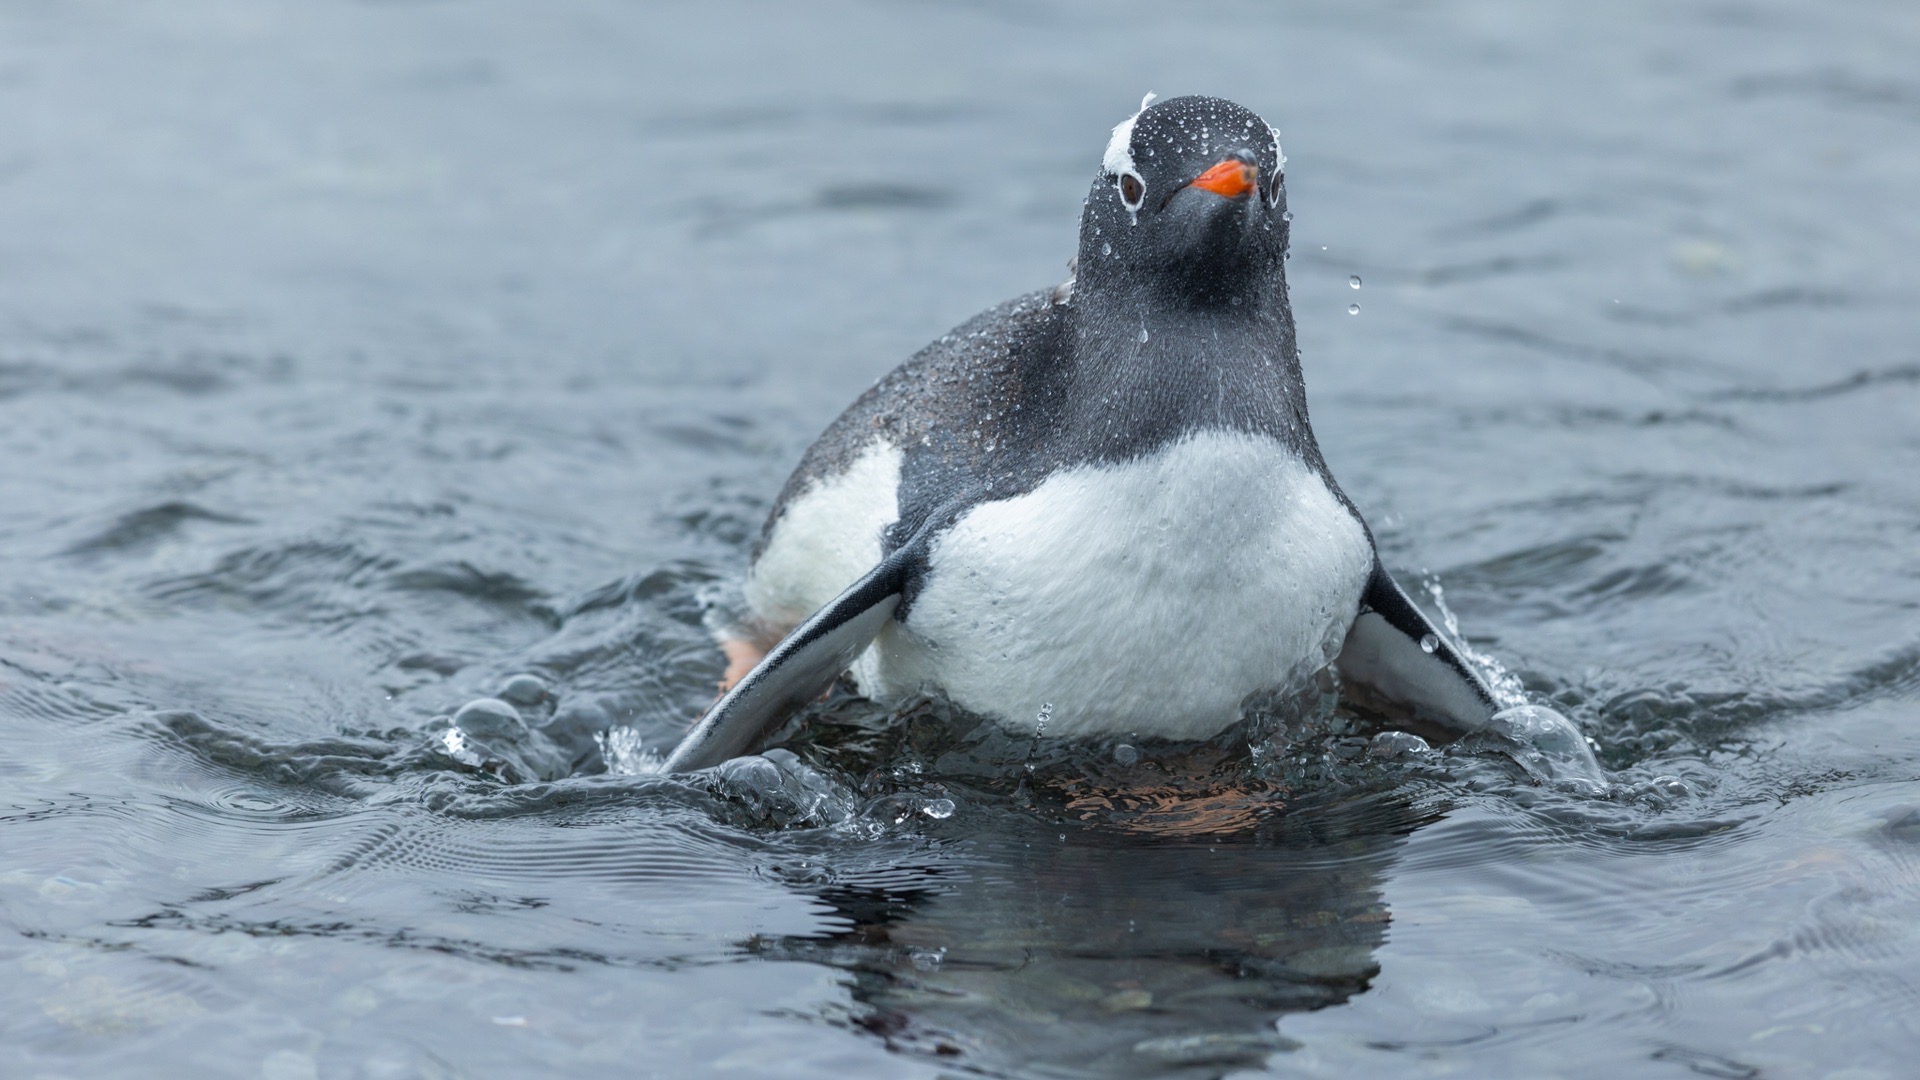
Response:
[665,94,1498,773]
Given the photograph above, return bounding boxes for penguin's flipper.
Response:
[663,550,912,773]
[1335,560,1500,734]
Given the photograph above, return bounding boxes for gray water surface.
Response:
[4,2,1919,1077]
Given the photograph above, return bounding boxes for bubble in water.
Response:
[1113,744,1140,766]
[453,698,525,739]
[718,754,784,796]
[1348,303,1361,315]
[1349,275,1362,289]
[1651,775,1688,797]
[1483,704,1607,787]
[497,673,549,706]
[1368,730,1431,759]
[1419,633,1439,654]
[921,798,956,820]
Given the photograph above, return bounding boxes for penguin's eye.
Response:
[1117,171,1145,210]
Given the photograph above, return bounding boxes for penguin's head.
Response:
[1079,95,1289,305]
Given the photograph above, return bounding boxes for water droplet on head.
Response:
[1282,211,1293,223]
[1138,325,1150,343]
[1113,744,1140,766]
[1101,241,1112,256]
[1349,275,1362,289]
[1348,303,1360,315]
[1420,633,1439,653]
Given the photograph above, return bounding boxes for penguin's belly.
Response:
[854,430,1374,740]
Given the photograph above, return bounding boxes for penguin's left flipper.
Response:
[1335,560,1501,734]
[663,548,914,773]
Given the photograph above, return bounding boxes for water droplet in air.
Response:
[1348,303,1360,315]
[921,798,956,820]
[1420,633,1439,653]
[1349,275,1362,289]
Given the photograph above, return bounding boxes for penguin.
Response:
[664,94,1499,773]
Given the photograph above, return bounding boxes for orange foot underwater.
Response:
[717,636,770,695]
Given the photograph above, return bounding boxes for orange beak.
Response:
[1188,158,1258,199]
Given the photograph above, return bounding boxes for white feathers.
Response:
[744,439,901,629]
[853,431,1374,740]
[1102,91,1157,178]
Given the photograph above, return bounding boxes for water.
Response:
[3,1,1919,1077]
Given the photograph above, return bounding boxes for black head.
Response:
[1077,95,1289,308]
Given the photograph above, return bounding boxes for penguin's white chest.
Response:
[855,430,1374,740]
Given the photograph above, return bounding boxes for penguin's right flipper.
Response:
[1335,560,1500,734]
[663,549,912,773]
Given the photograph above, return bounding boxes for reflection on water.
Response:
[5,0,1920,1077]
[757,795,1413,1077]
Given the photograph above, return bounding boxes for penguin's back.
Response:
[743,290,1064,632]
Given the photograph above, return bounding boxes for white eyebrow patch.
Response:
[1102,91,1157,177]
